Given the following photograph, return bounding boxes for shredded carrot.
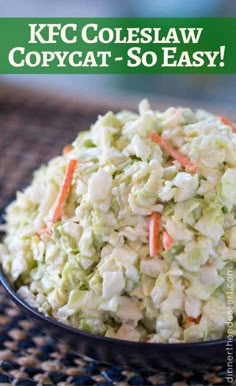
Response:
[219,116,236,133]
[150,132,198,173]
[163,231,174,250]
[51,159,78,223]
[36,227,52,237]
[63,145,72,155]
[149,212,161,257]
[185,314,202,328]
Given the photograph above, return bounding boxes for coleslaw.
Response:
[0,100,235,343]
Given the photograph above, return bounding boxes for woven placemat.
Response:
[0,84,232,386]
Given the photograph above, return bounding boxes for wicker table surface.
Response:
[0,84,232,386]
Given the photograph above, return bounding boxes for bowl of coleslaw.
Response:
[0,100,235,370]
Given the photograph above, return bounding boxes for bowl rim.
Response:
[0,266,234,349]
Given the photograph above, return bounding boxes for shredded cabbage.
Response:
[1,101,235,343]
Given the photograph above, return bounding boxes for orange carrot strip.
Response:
[149,212,161,257]
[36,228,52,237]
[150,132,198,173]
[185,314,202,328]
[51,159,78,223]
[219,116,236,133]
[163,231,174,251]
[63,145,72,155]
